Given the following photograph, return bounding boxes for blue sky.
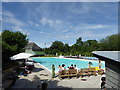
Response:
[2,2,118,48]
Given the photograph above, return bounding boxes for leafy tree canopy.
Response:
[45,34,119,56]
[99,34,120,51]
[76,37,83,46]
[2,30,28,66]
[50,41,64,54]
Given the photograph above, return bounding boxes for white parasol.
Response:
[10,53,34,60]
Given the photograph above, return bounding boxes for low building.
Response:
[25,42,44,56]
[92,51,120,89]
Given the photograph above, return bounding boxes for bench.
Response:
[58,69,78,79]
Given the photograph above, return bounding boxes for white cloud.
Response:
[0,2,1,21]
[27,21,39,27]
[63,29,69,33]
[39,31,43,34]
[78,30,95,40]
[65,3,91,16]
[2,11,14,17]
[71,25,117,41]
[71,23,113,32]
[85,24,109,29]
[2,10,30,35]
[3,17,25,26]
[40,20,117,42]
[2,0,119,2]
[57,22,117,42]
[69,26,73,29]
[2,2,117,47]
[65,35,70,38]
[40,18,51,25]
[40,17,62,27]
[35,23,39,27]
[83,31,117,41]
[3,11,25,27]
[56,20,62,24]
[12,26,30,35]
[27,21,34,26]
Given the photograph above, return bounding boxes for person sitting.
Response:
[58,65,62,73]
[24,66,31,74]
[88,62,92,68]
[58,65,62,69]
[98,60,105,74]
[74,65,78,70]
[67,67,70,70]
[69,64,74,69]
[61,64,66,70]
[98,60,102,69]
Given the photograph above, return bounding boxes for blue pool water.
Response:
[84,57,98,60]
[32,57,105,72]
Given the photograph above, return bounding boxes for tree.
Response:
[2,30,28,70]
[70,44,80,52]
[84,40,99,51]
[50,41,64,54]
[45,48,51,54]
[69,37,83,55]
[43,34,119,57]
[76,37,83,46]
[64,43,70,53]
[99,34,120,51]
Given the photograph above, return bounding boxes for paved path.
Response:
[12,63,105,88]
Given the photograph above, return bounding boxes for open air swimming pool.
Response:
[32,57,105,72]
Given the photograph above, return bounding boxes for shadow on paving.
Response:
[11,75,71,89]
[32,67,45,72]
[10,75,103,90]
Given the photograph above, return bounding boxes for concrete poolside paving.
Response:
[12,63,105,88]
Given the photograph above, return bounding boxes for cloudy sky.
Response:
[2,2,118,47]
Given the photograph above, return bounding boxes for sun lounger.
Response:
[78,68,89,77]
[88,67,97,76]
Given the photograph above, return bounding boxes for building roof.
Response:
[92,51,120,62]
[25,42,33,49]
[25,49,45,55]
[25,42,42,51]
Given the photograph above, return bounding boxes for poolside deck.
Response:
[12,63,105,88]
